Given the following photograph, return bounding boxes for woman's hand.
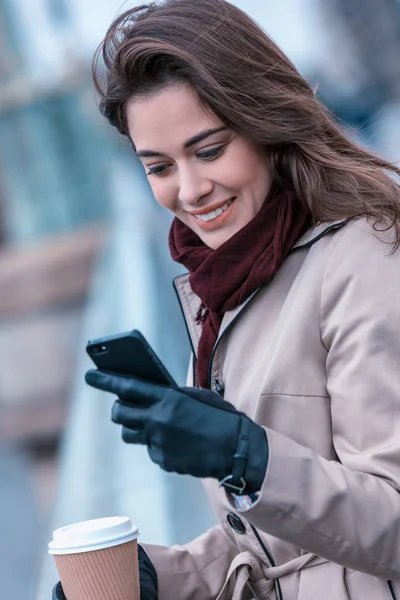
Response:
[85,370,268,494]
[52,545,158,599]
[52,582,65,600]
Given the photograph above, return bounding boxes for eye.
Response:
[197,145,226,160]
[146,164,171,177]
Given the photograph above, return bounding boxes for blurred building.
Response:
[0,0,131,445]
[0,1,119,597]
[0,0,113,438]
[317,0,400,145]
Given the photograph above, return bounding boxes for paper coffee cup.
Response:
[49,516,140,600]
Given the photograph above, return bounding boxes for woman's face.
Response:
[126,83,272,249]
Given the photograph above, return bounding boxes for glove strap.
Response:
[219,416,250,495]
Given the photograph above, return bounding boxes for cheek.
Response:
[226,163,267,196]
[219,146,268,194]
[244,160,271,201]
[148,179,178,212]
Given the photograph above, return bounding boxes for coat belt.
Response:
[216,551,329,600]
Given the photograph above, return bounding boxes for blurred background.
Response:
[0,0,399,598]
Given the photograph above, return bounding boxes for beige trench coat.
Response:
[144,218,400,600]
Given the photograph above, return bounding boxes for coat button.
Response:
[227,512,246,534]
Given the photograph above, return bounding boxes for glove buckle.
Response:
[218,474,247,495]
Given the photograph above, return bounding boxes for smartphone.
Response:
[86,329,177,386]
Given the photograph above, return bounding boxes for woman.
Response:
[54,0,400,598]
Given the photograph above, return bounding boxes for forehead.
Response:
[126,84,223,152]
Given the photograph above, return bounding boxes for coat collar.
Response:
[173,219,349,357]
[292,219,349,249]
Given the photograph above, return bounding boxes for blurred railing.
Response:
[35,153,216,599]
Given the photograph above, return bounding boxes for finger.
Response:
[121,425,147,445]
[111,399,148,428]
[85,369,164,404]
[147,445,170,472]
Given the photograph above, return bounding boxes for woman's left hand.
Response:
[85,369,268,494]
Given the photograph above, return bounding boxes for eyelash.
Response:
[146,145,226,177]
[197,145,226,160]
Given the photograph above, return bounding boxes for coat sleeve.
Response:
[142,524,239,599]
[228,220,400,581]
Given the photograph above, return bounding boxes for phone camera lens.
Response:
[91,344,108,355]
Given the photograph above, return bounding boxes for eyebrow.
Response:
[136,126,228,158]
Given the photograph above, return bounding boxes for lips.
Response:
[189,197,236,231]
[188,197,235,216]
[194,199,233,222]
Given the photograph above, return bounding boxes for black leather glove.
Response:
[85,370,268,494]
[52,544,158,599]
[138,545,158,599]
[52,582,65,600]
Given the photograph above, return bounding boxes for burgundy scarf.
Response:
[169,186,311,388]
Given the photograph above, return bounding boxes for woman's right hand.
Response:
[52,544,158,599]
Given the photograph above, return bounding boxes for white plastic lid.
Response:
[48,516,139,555]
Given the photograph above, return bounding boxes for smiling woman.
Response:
[48,1,400,600]
[127,84,272,248]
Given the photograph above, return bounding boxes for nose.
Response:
[178,165,214,206]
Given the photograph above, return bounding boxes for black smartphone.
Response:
[86,329,177,386]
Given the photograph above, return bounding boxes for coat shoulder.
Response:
[320,216,400,321]
[328,217,399,256]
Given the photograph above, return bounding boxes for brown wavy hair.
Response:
[92,0,400,248]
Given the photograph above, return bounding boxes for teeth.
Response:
[195,200,232,222]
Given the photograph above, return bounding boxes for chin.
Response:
[201,231,233,250]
